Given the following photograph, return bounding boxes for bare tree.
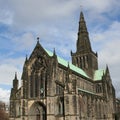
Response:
[0,109,9,120]
[0,101,9,120]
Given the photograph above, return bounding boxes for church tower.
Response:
[71,11,98,78]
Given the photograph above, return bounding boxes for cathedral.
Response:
[9,11,118,120]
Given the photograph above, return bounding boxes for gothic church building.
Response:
[9,11,117,120]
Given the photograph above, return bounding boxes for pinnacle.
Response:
[53,48,56,56]
[36,37,40,45]
[35,37,41,48]
[15,72,17,80]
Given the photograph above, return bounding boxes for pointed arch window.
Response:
[35,74,39,97]
[30,73,34,98]
[16,103,21,117]
[57,97,64,116]
[40,71,46,98]
[19,106,21,116]
[76,57,79,67]
[85,55,89,69]
[96,84,102,93]
[80,57,82,68]
[58,101,63,115]
[83,56,86,68]
[81,57,83,68]
[56,83,64,95]
[30,70,46,98]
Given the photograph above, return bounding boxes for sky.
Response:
[0,0,120,103]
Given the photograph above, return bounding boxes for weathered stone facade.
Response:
[9,11,118,120]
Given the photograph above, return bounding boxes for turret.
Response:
[10,72,19,99]
[13,72,19,91]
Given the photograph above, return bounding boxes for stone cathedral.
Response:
[9,11,118,120]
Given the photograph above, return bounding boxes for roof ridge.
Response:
[45,49,89,78]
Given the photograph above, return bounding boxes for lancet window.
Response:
[96,84,102,93]
[30,70,46,98]
[57,97,64,115]
[56,83,64,95]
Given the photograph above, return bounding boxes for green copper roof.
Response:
[45,49,53,56]
[69,63,89,78]
[45,49,89,78]
[45,49,106,81]
[94,69,105,81]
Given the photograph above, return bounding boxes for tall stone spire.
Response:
[71,11,98,78]
[77,11,92,52]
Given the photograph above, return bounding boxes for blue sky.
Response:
[0,0,120,103]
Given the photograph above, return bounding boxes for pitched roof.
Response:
[45,49,89,78]
[94,69,105,81]
[46,49,106,81]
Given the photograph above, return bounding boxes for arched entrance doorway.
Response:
[29,102,46,120]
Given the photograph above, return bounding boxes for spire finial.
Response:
[37,37,39,41]
[36,37,40,47]
[37,37,40,43]
[37,37,40,44]
[53,48,57,57]
[15,72,17,80]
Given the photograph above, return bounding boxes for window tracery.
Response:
[57,97,64,116]
[30,57,47,98]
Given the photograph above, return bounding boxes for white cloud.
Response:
[92,21,120,65]
[13,32,36,51]
[90,21,120,97]
[0,9,13,25]
[0,54,25,103]
[7,0,80,28]
[0,0,119,29]
[0,57,24,85]
[0,88,10,103]
[0,0,120,100]
[82,0,114,13]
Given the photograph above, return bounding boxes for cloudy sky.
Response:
[0,0,120,103]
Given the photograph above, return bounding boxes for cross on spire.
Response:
[37,37,40,42]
